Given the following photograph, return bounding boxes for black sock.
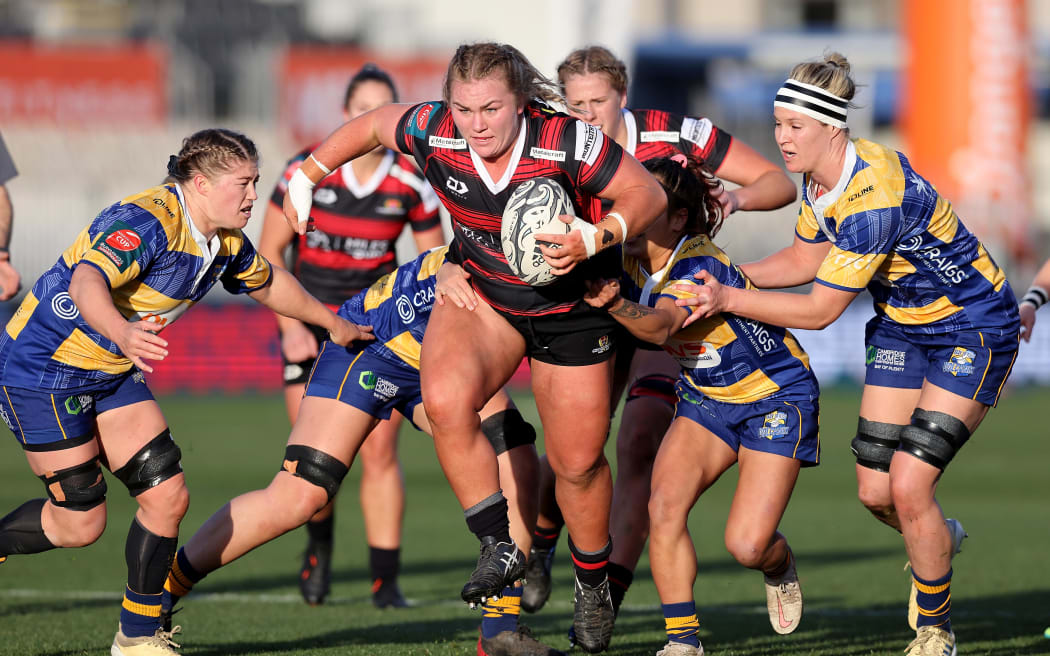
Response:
[607,561,634,615]
[568,536,611,588]
[369,546,400,583]
[531,522,562,551]
[306,514,334,544]
[0,499,56,556]
[464,493,511,544]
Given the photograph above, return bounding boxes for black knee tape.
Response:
[626,374,678,405]
[281,445,348,502]
[480,409,536,456]
[114,429,183,497]
[850,418,903,473]
[38,458,107,510]
[898,409,971,471]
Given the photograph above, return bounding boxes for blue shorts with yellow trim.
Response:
[304,343,422,425]
[673,380,820,466]
[864,319,1018,406]
[1,371,155,451]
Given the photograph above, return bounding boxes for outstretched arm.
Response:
[713,139,797,215]
[1019,258,1050,342]
[249,267,373,347]
[739,236,831,289]
[584,278,686,345]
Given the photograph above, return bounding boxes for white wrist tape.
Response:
[288,168,317,226]
[569,217,600,258]
[605,211,629,242]
[308,154,331,176]
[1020,285,1048,310]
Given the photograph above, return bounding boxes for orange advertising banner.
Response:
[901,0,1031,260]
[278,47,448,145]
[0,42,167,124]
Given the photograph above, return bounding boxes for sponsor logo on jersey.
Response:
[591,334,611,355]
[846,185,875,203]
[305,231,390,259]
[407,103,435,139]
[94,221,142,272]
[373,377,400,400]
[132,370,146,384]
[359,371,377,390]
[575,122,603,166]
[529,146,566,162]
[446,176,468,196]
[640,130,680,143]
[105,229,142,252]
[680,117,713,147]
[943,347,975,377]
[866,345,907,372]
[396,294,415,323]
[152,198,175,218]
[429,135,466,149]
[312,187,338,205]
[375,198,406,216]
[666,340,722,369]
[759,410,790,439]
[51,292,80,320]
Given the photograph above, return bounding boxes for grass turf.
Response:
[0,385,1047,655]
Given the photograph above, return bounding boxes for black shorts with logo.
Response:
[497,302,618,366]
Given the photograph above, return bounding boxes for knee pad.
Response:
[626,374,677,406]
[113,429,183,497]
[898,409,971,471]
[38,458,107,511]
[850,418,903,473]
[480,409,536,455]
[281,445,348,502]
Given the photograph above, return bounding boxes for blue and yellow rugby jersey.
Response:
[795,138,1019,335]
[0,183,272,391]
[337,246,448,371]
[621,235,818,404]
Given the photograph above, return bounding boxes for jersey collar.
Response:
[806,139,856,241]
[340,149,395,198]
[468,115,527,195]
[174,183,220,289]
[622,109,637,156]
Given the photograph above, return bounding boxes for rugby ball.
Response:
[501,178,575,286]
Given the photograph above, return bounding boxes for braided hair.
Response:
[166,128,259,184]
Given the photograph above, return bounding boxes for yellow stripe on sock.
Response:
[918,594,951,617]
[165,560,194,597]
[665,614,700,634]
[482,594,522,618]
[122,596,162,618]
[913,578,951,594]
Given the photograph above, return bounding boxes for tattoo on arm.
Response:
[610,300,657,320]
[601,229,615,245]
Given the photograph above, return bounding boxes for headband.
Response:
[774,78,848,128]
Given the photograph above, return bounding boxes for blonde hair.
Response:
[556,46,628,96]
[788,51,858,106]
[443,42,563,107]
[166,128,258,183]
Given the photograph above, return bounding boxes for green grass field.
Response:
[1,385,1047,655]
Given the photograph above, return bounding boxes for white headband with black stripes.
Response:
[774,79,848,128]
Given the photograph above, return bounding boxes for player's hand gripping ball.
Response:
[501,178,575,286]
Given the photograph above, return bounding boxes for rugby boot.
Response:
[477,625,567,656]
[570,575,615,653]
[655,641,705,656]
[111,626,182,655]
[905,626,957,656]
[299,537,332,606]
[907,518,967,630]
[372,578,409,608]
[521,545,555,613]
[461,536,526,607]
[764,550,802,634]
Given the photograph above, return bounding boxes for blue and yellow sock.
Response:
[481,586,522,639]
[164,547,206,607]
[662,600,700,648]
[120,586,164,638]
[914,569,952,632]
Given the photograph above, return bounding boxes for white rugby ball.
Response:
[501,178,575,286]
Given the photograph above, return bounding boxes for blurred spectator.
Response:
[0,131,20,301]
[1019,258,1050,341]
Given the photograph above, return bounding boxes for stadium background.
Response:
[0,1,1048,654]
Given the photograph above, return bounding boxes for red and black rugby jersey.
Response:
[394,101,625,316]
[270,147,440,307]
[625,108,732,171]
